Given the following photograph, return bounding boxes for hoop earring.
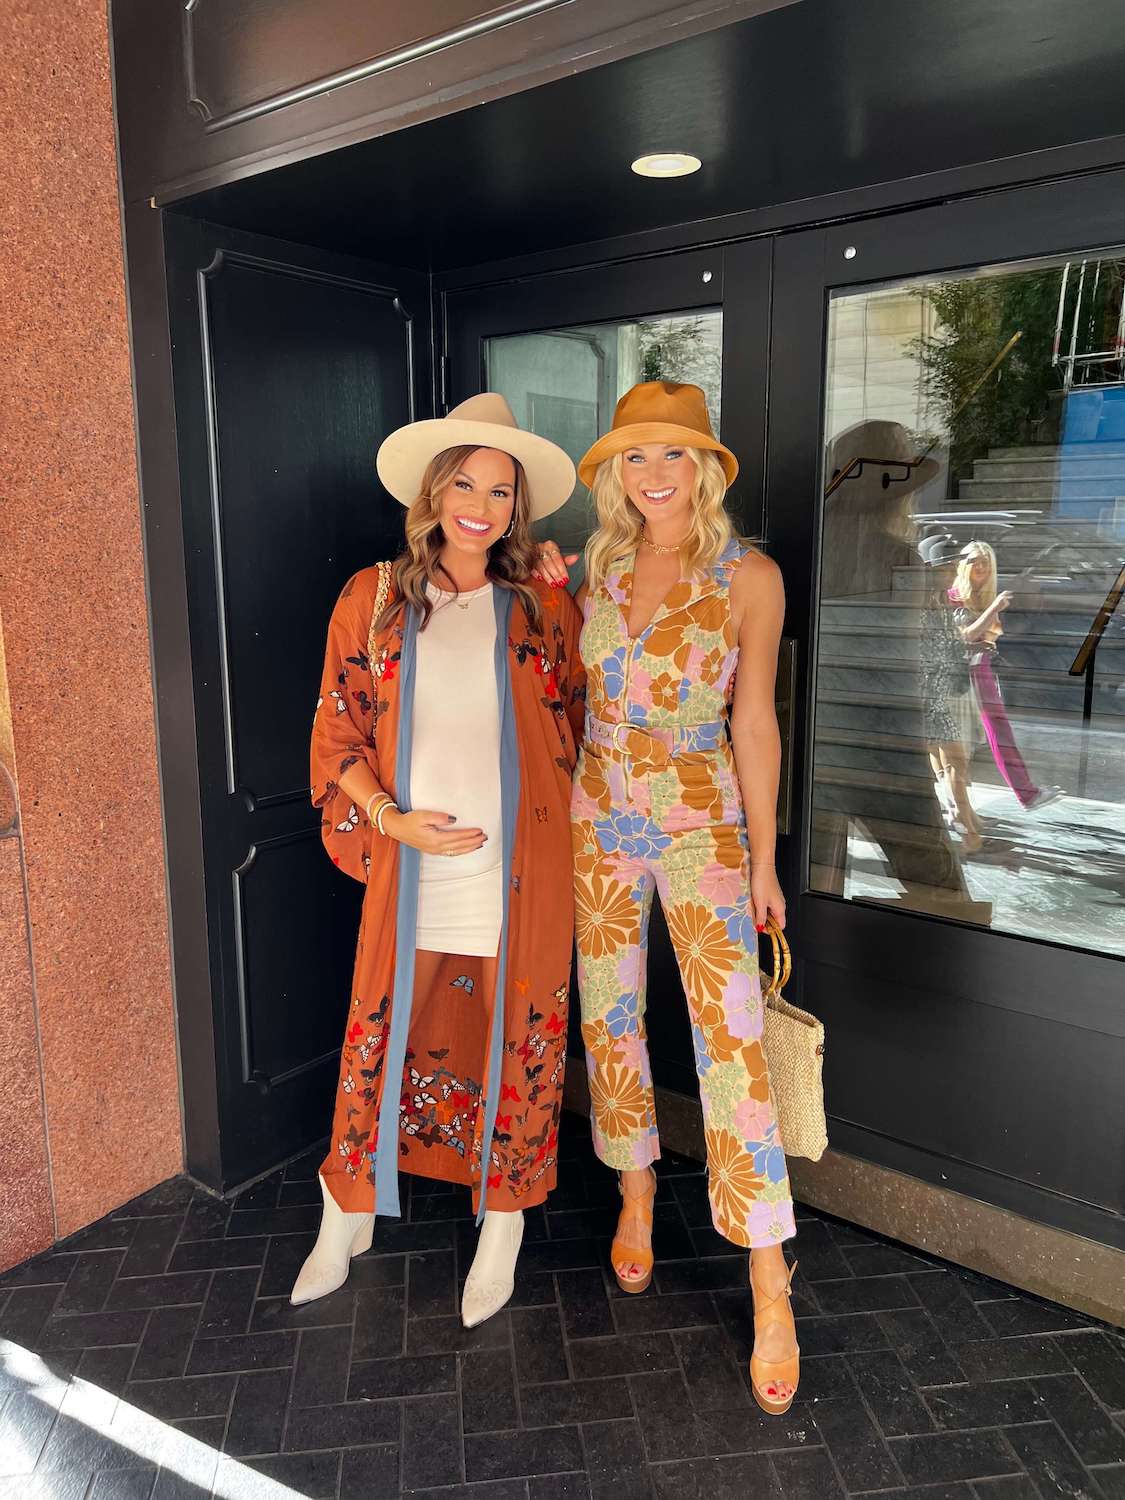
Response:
[501,519,514,540]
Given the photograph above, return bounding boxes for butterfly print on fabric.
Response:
[509,637,539,667]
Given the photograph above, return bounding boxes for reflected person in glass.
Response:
[919,534,984,853]
[540,381,800,1416]
[950,542,1064,812]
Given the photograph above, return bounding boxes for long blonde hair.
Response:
[951,541,997,611]
[374,444,543,634]
[584,446,733,591]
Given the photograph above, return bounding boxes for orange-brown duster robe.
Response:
[311,564,585,1221]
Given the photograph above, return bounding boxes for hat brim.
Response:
[577,423,738,490]
[376,417,577,521]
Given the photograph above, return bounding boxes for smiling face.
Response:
[435,447,517,556]
[619,442,696,533]
[970,557,991,587]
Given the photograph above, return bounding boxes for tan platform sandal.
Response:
[611,1170,657,1294]
[749,1257,800,1414]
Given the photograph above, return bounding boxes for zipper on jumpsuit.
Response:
[621,635,640,797]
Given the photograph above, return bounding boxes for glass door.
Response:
[814,254,1125,956]
[768,178,1125,1248]
[442,244,772,1098]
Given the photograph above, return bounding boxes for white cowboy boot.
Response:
[290,1174,374,1305]
[461,1209,524,1328]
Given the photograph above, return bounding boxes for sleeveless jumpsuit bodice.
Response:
[571,537,795,1250]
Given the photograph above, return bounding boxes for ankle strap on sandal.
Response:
[751,1258,797,1316]
[618,1172,657,1204]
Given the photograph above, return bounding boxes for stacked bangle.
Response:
[365,791,391,824]
[364,791,399,836]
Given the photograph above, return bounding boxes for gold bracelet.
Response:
[365,791,391,824]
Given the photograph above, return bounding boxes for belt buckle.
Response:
[611,721,669,768]
[611,721,634,752]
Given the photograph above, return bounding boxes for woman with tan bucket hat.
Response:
[541,380,801,1414]
[299,394,586,1330]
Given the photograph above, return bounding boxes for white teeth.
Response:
[643,488,675,501]
[456,517,490,532]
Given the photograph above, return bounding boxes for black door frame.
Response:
[767,170,1125,1248]
[442,181,1125,1250]
[135,148,1122,1242]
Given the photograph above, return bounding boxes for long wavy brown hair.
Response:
[374,444,543,634]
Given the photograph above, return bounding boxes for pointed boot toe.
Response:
[461,1274,516,1329]
[460,1209,524,1328]
[288,1174,374,1305]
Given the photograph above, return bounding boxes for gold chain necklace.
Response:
[641,532,687,556]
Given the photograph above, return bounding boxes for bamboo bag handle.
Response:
[760,915,792,998]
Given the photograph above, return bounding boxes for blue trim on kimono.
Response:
[373,589,518,1227]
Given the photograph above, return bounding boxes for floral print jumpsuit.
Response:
[572,539,796,1248]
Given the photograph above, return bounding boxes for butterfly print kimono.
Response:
[311,565,586,1222]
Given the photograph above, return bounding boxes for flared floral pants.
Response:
[572,737,796,1249]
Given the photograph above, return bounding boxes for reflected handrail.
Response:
[1069,562,1125,678]
[823,454,924,499]
[1067,561,1125,796]
[827,333,1026,498]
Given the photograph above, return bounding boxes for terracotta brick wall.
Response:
[0,3,182,1266]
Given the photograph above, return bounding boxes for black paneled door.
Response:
[767,173,1125,1247]
[164,215,430,1189]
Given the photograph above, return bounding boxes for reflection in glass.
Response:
[486,311,722,571]
[815,254,1125,955]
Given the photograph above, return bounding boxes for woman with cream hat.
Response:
[298,395,586,1331]
[544,380,800,1414]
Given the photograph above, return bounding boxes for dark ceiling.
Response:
[179,0,1125,273]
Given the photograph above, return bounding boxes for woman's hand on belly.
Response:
[384,808,487,856]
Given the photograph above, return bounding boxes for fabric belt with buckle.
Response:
[585,714,726,766]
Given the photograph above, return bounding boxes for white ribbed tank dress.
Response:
[410,581,503,958]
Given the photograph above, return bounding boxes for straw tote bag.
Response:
[760,918,828,1162]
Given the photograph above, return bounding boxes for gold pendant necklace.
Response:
[641,532,687,556]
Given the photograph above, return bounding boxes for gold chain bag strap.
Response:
[366,560,393,665]
[760,917,828,1162]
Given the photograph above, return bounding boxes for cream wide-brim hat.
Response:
[376,393,576,522]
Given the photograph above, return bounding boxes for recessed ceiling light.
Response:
[631,152,702,179]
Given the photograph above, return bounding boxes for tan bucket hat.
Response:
[577,381,738,489]
[376,393,576,521]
